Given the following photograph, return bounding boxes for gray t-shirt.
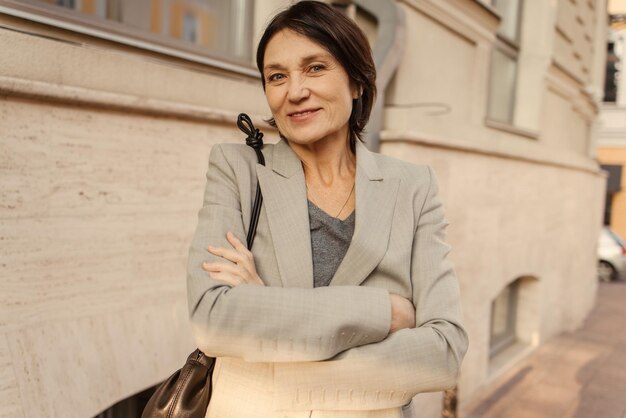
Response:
[308,199,356,288]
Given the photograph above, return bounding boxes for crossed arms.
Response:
[187,144,468,410]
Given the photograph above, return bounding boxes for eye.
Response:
[309,64,325,73]
[267,73,285,83]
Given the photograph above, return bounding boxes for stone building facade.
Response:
[0,0,607,417]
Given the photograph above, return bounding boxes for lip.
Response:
[287,108,321,122]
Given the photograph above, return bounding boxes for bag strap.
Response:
[237,113,265,249]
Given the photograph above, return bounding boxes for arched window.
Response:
[489,276,541,366]
[490,278,520,356]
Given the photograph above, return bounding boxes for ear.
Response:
[351,83,363,100]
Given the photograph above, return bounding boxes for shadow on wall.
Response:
[93,385,157,418]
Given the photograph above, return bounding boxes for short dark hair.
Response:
[256,0,377,149]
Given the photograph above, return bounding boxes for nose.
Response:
[286,73,310,102]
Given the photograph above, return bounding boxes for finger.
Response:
[202,261,221,272]
[226,231,253,261]
[226,231,248,251]
[207,245,246,264]
[205,255,255,284]
[203,261,244,277]
[203,261,262,286]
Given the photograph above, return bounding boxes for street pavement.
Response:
[462,280,626,418]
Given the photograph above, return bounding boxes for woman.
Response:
[186,2,468,417]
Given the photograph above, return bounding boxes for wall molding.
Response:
[0,75,271,128]
[381,129,604,176]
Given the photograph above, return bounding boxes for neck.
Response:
[288,136,356,186]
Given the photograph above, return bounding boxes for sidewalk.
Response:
[462,280,626,418]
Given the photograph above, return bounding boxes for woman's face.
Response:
[262,29,359,148]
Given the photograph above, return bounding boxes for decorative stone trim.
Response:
[0,75,270,128]
[381,129,603,175]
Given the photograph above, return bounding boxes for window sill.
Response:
[487,340,534,384]
[485,119,539,140]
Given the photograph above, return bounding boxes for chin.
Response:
[286,136,319,146]
[283,129,323,145]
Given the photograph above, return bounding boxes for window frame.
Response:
[489,279,520,357]
[0,0,259,77]
[491,0,522,46]
[486,0,524,126]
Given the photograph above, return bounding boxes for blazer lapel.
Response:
[256,139,314,289]
[329,141,400,287]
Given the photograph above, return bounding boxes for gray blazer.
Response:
[187,138,468,417]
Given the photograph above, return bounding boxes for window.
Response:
[182,11,198,43]
[490,279,520,356]
[604,41,619,103]
[0,0,255,66]
[487,0,523,125]
[601,164,623,225]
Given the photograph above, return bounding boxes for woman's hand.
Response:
[389,293,416,334]
[202,231,265,287]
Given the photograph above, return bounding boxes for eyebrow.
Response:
[263,53,333,72]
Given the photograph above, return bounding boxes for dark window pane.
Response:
[604,42,619,103]
[15,0,254,61]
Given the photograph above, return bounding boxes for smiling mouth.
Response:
[288,109,320,118]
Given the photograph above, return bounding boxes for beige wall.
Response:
[553,0,598,84]
[0,0,608,417]
[0,98,249,418]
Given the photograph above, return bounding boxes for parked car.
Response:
[597,227,626,282]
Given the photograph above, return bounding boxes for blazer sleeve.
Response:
[187,144,392,363]
[271,166,469,411]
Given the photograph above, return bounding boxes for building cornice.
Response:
[399,0,500,43]
[381,129,603,176]
[0,75,272,129]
